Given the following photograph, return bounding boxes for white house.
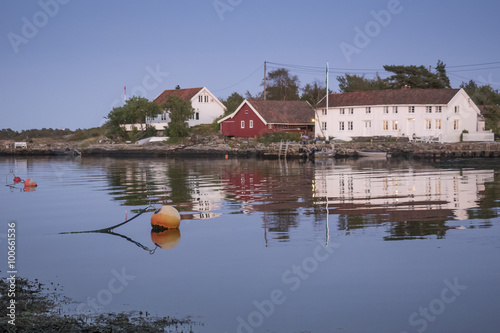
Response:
[314,88,494,142]
[124,87,226,131]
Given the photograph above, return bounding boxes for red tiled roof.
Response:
[153,87,203,105]
[317,89,460,108]
[248,100,314,124]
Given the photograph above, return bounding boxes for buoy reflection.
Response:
[151,228,181,249]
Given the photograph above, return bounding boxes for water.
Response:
[1,156,500,332]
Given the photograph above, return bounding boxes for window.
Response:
[408,106,415,113]
[425,119,432,130]
[454,119,459,130]
[455,106,460,113]
[393,106,398,113]
[392,121,398,130]
[249,120,253,128]
[435,119,441,129]
[348,121,353,130]
[321,122,327,131]
[366,107,371,114]
[322,109,327,116]
[241,121,245,128]
[204,96,208,103]
[365,121,371,128]
[426,106,432,113]
[195,112,199,120]
[383,120,389,130]
[436,106,442,113]
[198,95,202,103]
[160,112,167,121]
[245,110,249,114]
[384,106,389,114]
[339,121,344,131]
[349,108,354,115]
[340,108,345,115]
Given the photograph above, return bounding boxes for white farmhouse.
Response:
[125,87,226,131]
[314,88,494,142]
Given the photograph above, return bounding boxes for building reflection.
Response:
[314,158,495,240]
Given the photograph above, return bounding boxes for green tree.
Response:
[383,60,451,89]
[264,68,300,100]
[337,73,387,92]
[460,80,500,105]
[163,96,193,137]
[301,81,332,106]
[221,92,244,116]
[106,96,161,138]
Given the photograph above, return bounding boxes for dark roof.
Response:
[153,87,203,105]
[248,100,314,124]
[317,89,460,108]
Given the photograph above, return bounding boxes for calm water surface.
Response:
[1,156,499,332]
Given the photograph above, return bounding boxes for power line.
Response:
[447,61,500,68]
[213,64,263,93]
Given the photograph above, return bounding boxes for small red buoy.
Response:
[24,178,37,187]
[13,177,21,183]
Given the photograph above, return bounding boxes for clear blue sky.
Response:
[1,0,499,131]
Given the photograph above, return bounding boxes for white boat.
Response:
[356,151,388,158]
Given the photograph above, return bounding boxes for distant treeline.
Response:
[0,127,105,141]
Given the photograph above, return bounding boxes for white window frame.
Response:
[408,106,415,113]
[384,106,389,114]
[392,121,398,131]
[393,106,398,114]
[349,108,354,115]
[241,120,245,129]
[425,119,432,130]
[249,120,253,128]
[322,122,327,131]
[366,107,371,114]
[454,119,459,130]
[436,106,442,113]
[435,119,441,130]
[339,121,344,131]
[340,108,345,115]
[455,106,460,113]
[322,109,327,116]
[383,120,389,131]
[426,106,432,113]
[348,121,353,131]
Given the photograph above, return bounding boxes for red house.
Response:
[218,99,314,138]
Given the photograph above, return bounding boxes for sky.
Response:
[1,0,499,131]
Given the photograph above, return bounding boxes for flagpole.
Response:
[326,61,329,131]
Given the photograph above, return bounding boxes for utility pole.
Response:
[263,61,267,100]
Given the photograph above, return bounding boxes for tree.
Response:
[106,96,161,138]
[337,73,387,92]
[221,92,244,116]
[460,80,500,105]
[163,96,193,137]
[301,80,331,106]
[383,60,451,89]
[435,60,451,88]
[264,68,300,100]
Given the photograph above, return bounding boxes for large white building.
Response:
[125,87,226,131]
[314,88,494,142]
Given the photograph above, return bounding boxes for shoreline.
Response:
[2,140,500,159]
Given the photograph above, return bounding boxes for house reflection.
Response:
[314,159,495,240]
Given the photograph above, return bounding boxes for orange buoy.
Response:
[150,206,181,229]
[151,229,181,249]
[24,178,37,187]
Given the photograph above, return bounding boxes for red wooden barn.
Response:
[218,100,314,137]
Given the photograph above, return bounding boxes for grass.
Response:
[0,275,200,332]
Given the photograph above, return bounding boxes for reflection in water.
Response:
[151,229,181,249]
[80,157,498,243]
[314,159,495,240]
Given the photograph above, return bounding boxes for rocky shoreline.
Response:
[2,138,500,159]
